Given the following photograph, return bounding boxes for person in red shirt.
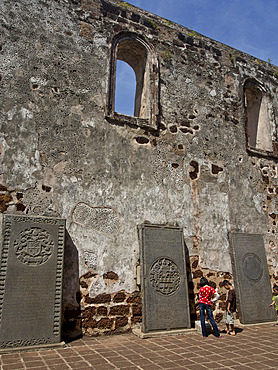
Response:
[199,277,222,338]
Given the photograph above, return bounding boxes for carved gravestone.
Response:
[0,215,65,349]
[230,232,276,324]
[139,225,191,332]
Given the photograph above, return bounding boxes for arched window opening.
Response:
[115,60,136,116]
[244,80,273,153]
[106,32,159,130]
[116,38,148,118]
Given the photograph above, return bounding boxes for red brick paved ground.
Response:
[1,323,278,369]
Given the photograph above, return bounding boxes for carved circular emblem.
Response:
[14,227,54,266]
[242,253,263,282]
[149,257,181,295]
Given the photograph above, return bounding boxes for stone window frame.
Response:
[106,31,159,130]
[243,78,278,158]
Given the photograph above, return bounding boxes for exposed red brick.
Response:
[82,317,97,329]
[0,194,12,213]
[132,304,142,316]
[82,306,96,318]
[89,293,111,304]
[16,203,26,212]
[115,316,128,328]
[126,291,141,304]
[131,316,141,324]
[110,305,129,316]
[97,318,114,329]
[206,272,215,277]
[97,306,108,316]
[191,260,198,269]
[113,291,126,303]
[192,270,203,278]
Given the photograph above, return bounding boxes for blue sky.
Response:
[115,0,278,115]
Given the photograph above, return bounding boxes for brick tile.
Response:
[2,364,25,370]
[47,365,71,370]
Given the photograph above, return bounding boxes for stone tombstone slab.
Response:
[0,215,66,349]
[139,225,191,333]
[229,232,276,324]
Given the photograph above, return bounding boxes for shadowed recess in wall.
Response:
[71,202,121,235]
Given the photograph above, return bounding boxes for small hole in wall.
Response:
[211,164,223,175]
[180,127,193,134]
[193,125,199,130]
[170,125,178,133]
[42,184,52,192]
[189,160,199,180]
[52,87,60,93]
[238,157,243,162]
[172,163,179,169]
[65,31,73,36]
[135,137,149,144]
[178,144,183,150]
[32,84,39,89]
[0,45,2,52]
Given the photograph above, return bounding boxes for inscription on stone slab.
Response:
[229,232,276,324]
[139,225,191,332]
[0,215,65,349]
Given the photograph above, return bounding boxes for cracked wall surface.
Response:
[0,0,277,336]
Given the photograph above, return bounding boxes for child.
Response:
[222,280,236,335]
[269,284,278,321]
[198,277,222,338]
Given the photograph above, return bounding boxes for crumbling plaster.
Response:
[0,0,278,335]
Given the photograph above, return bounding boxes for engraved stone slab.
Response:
[0,215,65,349]
[229,232,276,324]
[139,225,191,332]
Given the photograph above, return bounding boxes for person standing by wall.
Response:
[222,280,236,335]
[198,277,222,338]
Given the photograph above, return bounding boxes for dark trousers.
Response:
[199,303,220,337]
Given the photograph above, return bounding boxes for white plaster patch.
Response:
[210,89,217,97]
[70,176,78,183]
[253,194,264,213]
[20,108,33,120]
[30,76,47,86]
[185,78,191,84]
[94,35,108,48]
[7,106,17,121]
[82,118,96,128]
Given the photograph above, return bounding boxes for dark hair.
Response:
[222,280,232,286]
[200,277,209,287]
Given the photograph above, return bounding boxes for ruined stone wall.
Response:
[0,0,277,337]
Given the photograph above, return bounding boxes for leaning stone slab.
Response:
[229,232,276,324]
[0,214,66,350]
[138,224,191,333]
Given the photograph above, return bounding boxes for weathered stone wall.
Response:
[0,0,277,337]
